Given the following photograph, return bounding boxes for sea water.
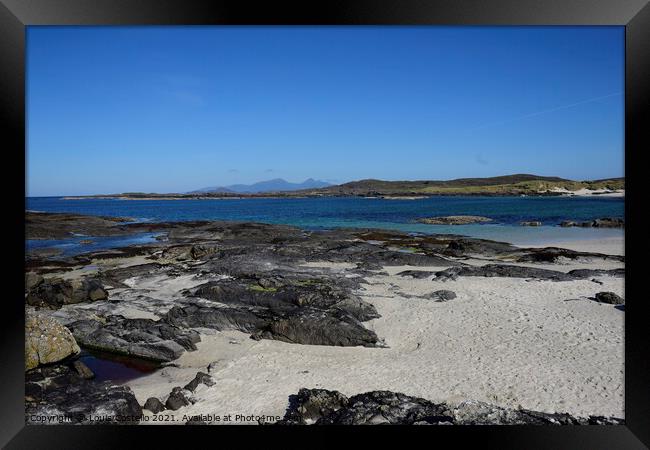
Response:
[26,195,624,247]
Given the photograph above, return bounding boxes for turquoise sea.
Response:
[27,195,624,249]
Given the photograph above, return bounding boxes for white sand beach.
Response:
[124,240,625,424]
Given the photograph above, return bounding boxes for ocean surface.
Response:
[27,196,624,248]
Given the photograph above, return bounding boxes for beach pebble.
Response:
[424,290,457,302]
[165,387,191,410]
[144,397,166,414]
[593,292,624,305]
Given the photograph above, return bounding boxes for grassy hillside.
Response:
[305,175,624,196]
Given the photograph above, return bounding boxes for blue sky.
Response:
[27,26,624,196]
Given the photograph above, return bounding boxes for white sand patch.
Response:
[547,187,624,197]
[125,265,624,424]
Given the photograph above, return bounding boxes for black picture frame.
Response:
[2,0,648,448]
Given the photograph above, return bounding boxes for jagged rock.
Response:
[26,277,108,309]
[424,290,456,302]
[277,389,624,425]
[25,363,142,424]
[169,276,381,347]
[593,292,624,305]
[279,388,349,424]
[184,371,215,392]
[67,315,200,362]
[143,397,166,414]
[165,387,191,411]
[25,311,80,370]
[72,360,95,379]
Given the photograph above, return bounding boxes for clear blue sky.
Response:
[27,26,624,196]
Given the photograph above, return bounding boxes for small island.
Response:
[416,215,494,225]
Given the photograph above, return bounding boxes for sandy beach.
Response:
[25,214,625,425]
[122,237,624,423]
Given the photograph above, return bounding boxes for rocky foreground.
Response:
[25,212,625,425]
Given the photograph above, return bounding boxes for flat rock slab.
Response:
[434,264,624,282]
[67,315,200,362]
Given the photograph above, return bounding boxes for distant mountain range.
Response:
[190,178,332,194]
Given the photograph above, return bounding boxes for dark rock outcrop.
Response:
[280,388,349,424]
[68,315,200,362]
[25,363,142,425]
[517,247,624,263]
[26,277,108,309]
[26,211,134,240]
[434,264,574,282]
[165,303,379,347]
[277,388,624,425]
[166,275,382,347]
[434,264,624,282]
[192,277,379,322]
[251,309,379,347]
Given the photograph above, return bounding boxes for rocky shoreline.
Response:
[24,212,625,425]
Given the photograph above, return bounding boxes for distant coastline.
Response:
[58,174,624,200]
